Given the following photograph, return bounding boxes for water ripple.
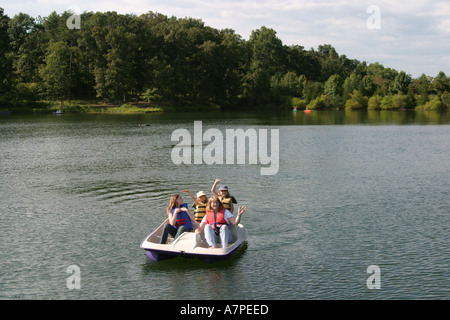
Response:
[73,180,174,204]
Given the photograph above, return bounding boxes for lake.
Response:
[0,109,449,300]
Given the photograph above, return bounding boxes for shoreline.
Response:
[0,99,292,114]
[1,99,447,115]
[0,100,223,114]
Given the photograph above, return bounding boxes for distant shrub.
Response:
[368,94,382,110]
[16,82,42,102]
[291,97,306,109]
[418,96,443,111]
[440,92,450,109]
[345,89,368,110]
[380,95,394,110]
[140,88,161,103]
[392,93,408,109]
[306,94,327,110]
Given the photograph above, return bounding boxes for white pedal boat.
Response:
[140,219,248,263]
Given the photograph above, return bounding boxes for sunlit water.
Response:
[1,110,449,299]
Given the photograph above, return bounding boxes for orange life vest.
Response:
[204,207,228,230]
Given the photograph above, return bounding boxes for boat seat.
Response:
[148,234,174,244]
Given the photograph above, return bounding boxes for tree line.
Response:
[0,8,449,111]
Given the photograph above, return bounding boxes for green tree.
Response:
[324,74,343,98]
[345,89,368,110]
[271,71,304,98]
[0,8,13,106]
[7,13,45,83]
[244,26,285,104]
[88,12,140,103]
[342,73,361,101]
[219,29,246,103]
[39,41,74,105]
[432,71,449,94]
[419,96,443,111]
[286,45,321,81]
[248,26,284,74]
[391,93,408,109]
[140,88,161,103]
[410,74,432,106]
[194,39,224,102]
[324,74,344,108]
[306,94,327,110]
[379,94,408,110]
[392,71,412,94]
[361,74,376,96]
[365,62,398,96]
[303,80,323,103]
[368,94,382,110]
[440,92,450,109]
[380,95,392,109]
[314,44,356,81]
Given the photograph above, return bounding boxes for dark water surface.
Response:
[1,110,449,299]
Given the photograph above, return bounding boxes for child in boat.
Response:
[195,196,247,248]
[183,189,208,223]
[159,194,198,244]
[211,178,237,213]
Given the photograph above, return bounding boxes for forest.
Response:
[0,8,449,112]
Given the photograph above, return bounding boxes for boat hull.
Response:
[140,219,248,263]
[144,249,178,261]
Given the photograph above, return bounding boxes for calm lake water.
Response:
[1,110,449,300]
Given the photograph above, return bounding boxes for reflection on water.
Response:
[123,109,450,125]
[141,242,248,273]
[290,109,449,125]
[73,180,175,204]
[140,243,248,300]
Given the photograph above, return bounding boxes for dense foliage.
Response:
[1,8,449,111]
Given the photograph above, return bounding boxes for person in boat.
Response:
[211,178,237,213]
[183,189,208,223]
[159,194,198,244]
[195,196,247,249]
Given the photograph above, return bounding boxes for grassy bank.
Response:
[2,99,224,114]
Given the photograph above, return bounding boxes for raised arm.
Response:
[211,178,220,198]
[182,189,197,205]
[227,205,247,226]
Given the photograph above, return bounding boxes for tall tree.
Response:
[286,45,321,81]
[410,74,432,106]
[219,29,247,103]
[393,71,412,94]
[432,71,449,94]
[245,26,285,104]
[39,41,74,105]
[0,8,14,106]
[324,74,343,98]
[88,12,140,102]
